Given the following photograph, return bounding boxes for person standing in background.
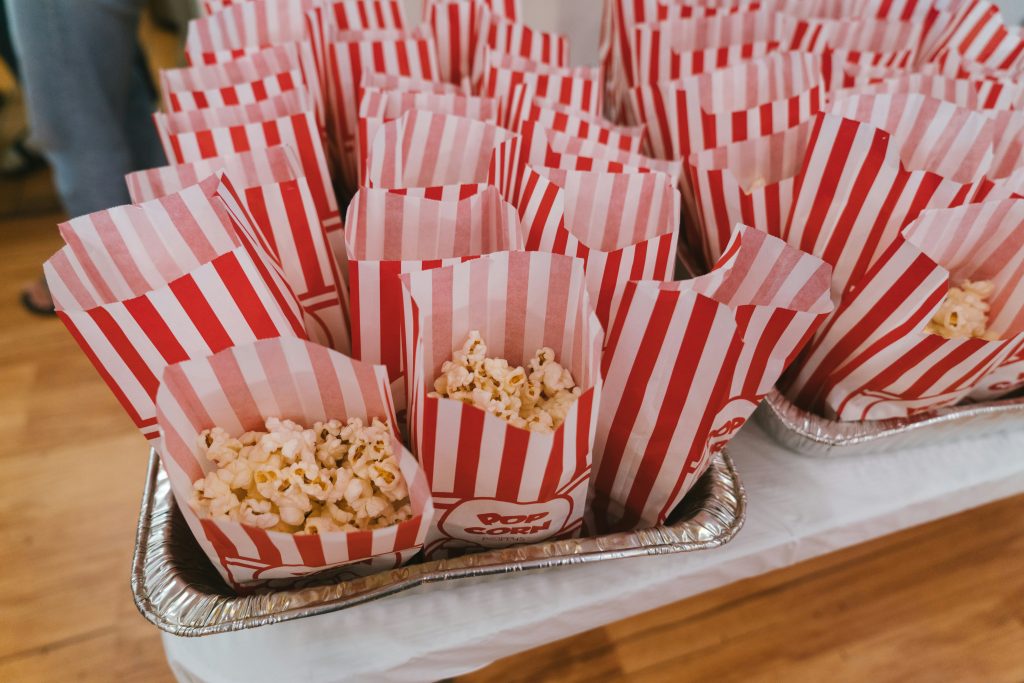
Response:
[6,0,167,314]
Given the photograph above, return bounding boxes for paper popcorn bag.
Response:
[125,145,300,204]
[163,70,305,113]
[684,118,816,269]
[345,185,522,404]
[468,10,570,90]
[364,109,516,189]
[155,336,434,589]
[927,0,1024,73]
[813,18,923,90]
[400,250,602,558]
[836,71,1024,111]
[628,52,825,161]
[784,199,1024,420]
[970,338,1024,401]
[480,50,603,126]
[425,0,529,85]
[592,225,832,532]
[514,165,680,327]
[46,244,305,441]
[784,93,1000,299]
[154,89,316,134]
[504,85,643,152]
[356,87,498,184]
[184,0,318,64]
[162,43,307,94]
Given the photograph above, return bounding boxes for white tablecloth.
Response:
[163,421,1024,683]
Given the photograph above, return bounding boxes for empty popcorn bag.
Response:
[504,84,643,153]
[364,110,516,189]
[155,336,435,590]
[184,0,316,65]
[592,226,833,532]
[628,52,825,161]
[783,199,1024,421]
[344,184,522,404]
[163,69,306,113]
[424,0,522,84]
[514,165,680,327]
[684,118,816,270]
[479,50,603,126]
[400,250,602,558]
[784,93,1000,298]
[469,10,569,89]
[161,43,308,95]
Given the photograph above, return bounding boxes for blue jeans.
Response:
[6,0,166,216]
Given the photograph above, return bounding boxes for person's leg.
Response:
[0,0,19,80]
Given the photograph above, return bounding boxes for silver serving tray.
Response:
[132,449,746,637]
[757,388,1024,457]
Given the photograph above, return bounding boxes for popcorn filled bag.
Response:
[783,199,1024,421]
[514,165,681,327]
[364,110,516,189]
[356,88,499,184]
[592,226,833,533]
[628,51,825,162]
[784,93,1001,299]
[400,250,602,558]
[155,336,434,589]
[683,118,816,269]
[344,185,522,403]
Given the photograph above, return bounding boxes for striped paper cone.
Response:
[928,0,1024,72]
[164,70,305,113]
[184,0,319,64]
[154,89,316,133]
[505,85,644,153]
[628,52,825,161]
[161,44,305,93]
[684,118,815,269]
[364,109,516,189]
[592,225,832,532]
[629,11,782,88]
[424,0,525,85]
[125,145,301,204]
[815,19,922,90]
[45,246,306,441]
[480,50,603,126]
[833,71,1024,111]
[155,337,434,590]
[399,250,602,558]
[514,165,680,328]
[784,198,1024,420]
[356,87,499,184]
[344,184,522,404]
[784,94,1001,300]
[468,10,570,90]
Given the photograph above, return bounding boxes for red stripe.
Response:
[124,296,189,365]
[213,254,283,341]
[378,260,405,381]
[293,533,328,566]
[169,270,234,352]
[495,425,531,498]
[452,405,486,497]
[242,526,282,565]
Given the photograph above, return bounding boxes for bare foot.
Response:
[20,276,55,315]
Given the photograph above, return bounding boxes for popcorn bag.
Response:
[514,165,681,327]
[423,0,524,85]
[400,251,603,558]
[684,118,816,269]
[161,43,307,94]
[480,50,603,126]
[784,93,1000,298]
[163,69,306,113]
[344,185,522,404]
[592,226,833,533]
[184,0,317,65]
[155,337,434,589]
[504,85,644,153]
[835,72,1024,112]
[364,110,516,189]
[469,10,570,90]
[784,199,1024,421]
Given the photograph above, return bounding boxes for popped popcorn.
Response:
[189,416,413,534]
[925,279,999,340]
[430,331,582,433]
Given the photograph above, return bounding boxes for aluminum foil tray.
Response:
[132,449,745,637]
[757,388,1024,457]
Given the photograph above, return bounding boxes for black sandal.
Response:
[0,136,48,178]
[20,289,56,316]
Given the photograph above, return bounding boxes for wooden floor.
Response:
[1,210,1023,683]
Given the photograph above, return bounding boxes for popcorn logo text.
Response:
[465,512,552,536]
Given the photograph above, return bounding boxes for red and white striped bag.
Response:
[629,52,825,161]
[364,110,516,189]
[360,71,464,97]
[356,87,499,184]
[400,250,602,558]
[684,118,815,269]
[834,71,1024,111]
[504,85,644,153]
[424,0,523,85]
[783,199,1024,420]
[592,225,832,531]
[325,29,441,185]
[125,145,300,204]
[154,89,315,133]
[629,10,782,88]
[155,336,434,589]
[468,10,570,89]
[479,50,603,126]
[785,94,1001,298]
[163,70,305,113]
[971,338,1024,401]
[155,108,340,249]
[514,165,680,327]
[162,43,305,93]
[815,19,923,90]
[45,241,306,441]
[928,0,1024,73]
[344,185,522,402]
[184,0,318,63]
